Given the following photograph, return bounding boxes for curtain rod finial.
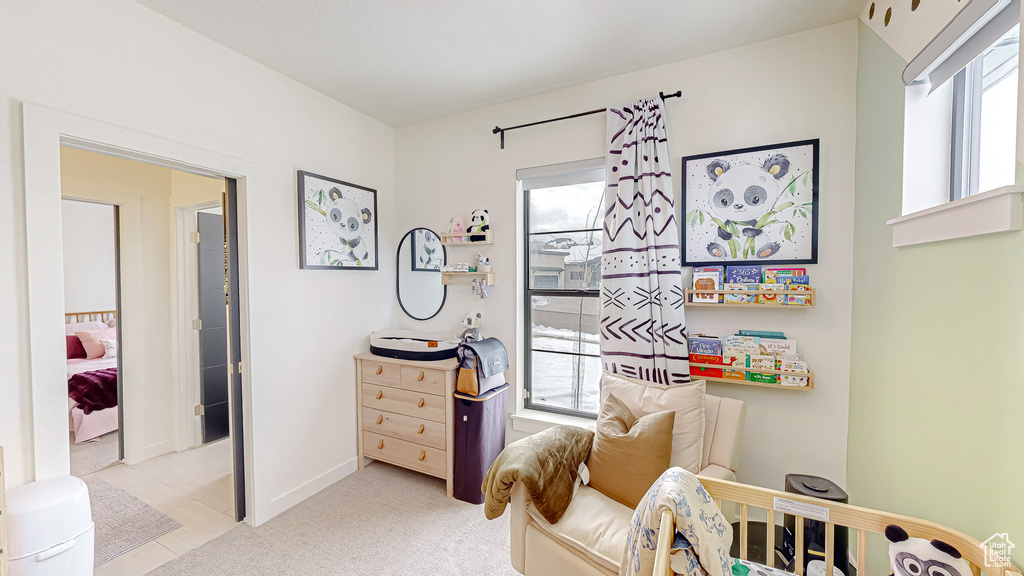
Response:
[492,126,502,134]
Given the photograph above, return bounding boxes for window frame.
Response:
[522,179,604,420]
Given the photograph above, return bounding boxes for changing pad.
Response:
[370,330,460,361]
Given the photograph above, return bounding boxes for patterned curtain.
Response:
[600,98,690,385]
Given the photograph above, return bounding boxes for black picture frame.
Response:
[681,139,819,266]
[297,170,379,270]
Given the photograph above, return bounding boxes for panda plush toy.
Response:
[468,208,489,242]
[705,154,790,260]
[886,525,971,576]
[459,311,482,343]
[324,187,373,265]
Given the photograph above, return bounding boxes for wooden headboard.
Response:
[65,310,116,324]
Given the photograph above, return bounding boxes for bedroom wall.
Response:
[395,21,859,492]
[0,0,396,525]
[61,199,117,313]
[849,21,1024,568]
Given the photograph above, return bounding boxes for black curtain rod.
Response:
[492,90,681,149]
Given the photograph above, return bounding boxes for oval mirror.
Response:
[397,228,447,320]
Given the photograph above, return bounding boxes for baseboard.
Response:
[264,457,359,520]
[133,440,174,465]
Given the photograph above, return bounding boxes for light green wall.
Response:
[850,21,1024,570]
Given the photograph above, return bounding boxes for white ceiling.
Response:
[137,0,863,127]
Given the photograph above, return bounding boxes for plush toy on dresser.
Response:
[459,311,482,343]
[469,208,489,241]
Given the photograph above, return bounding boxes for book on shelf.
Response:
[690,353,723,378]
[692,266,725,303]
[688,335,722,356]
[758,283,786,304]
[738,330,786,339]
[726,265,762,284]
[760,338,797,356]
[763,267,807,282]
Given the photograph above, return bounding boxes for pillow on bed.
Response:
[106,317,117,328]
[101,339,118,359]
[65,320,108,336]
[601,371,706,473]
[66,335,87,359]
[76,328,118,359]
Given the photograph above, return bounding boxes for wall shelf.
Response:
[689,362,814,390]
[684,288,815,308]
[441,271,494,285]
[441,230,492,245]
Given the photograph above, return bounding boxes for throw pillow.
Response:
[601,371,706,473]
[66,335,87,360]
[586,393,674,509]
[76,328,118,359]
[100,339,118,359]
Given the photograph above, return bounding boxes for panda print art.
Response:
[299,171,378,269]
[682,140,818,265]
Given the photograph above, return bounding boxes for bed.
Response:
[65,310,119,444]
[651,476,1022,576]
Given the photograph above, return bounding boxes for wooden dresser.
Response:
[354,353,459,497]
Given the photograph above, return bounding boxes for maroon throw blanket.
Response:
[68,368,118,414]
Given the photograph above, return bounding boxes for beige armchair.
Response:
[508,386,745,576]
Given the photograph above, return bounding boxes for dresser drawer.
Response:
[399,366,446,396]
[363,432,445,478]
[362,384,446,423]
[360,359,401,386]
[362,409,445,450]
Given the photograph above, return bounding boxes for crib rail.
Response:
[65,310,116,324]
[653,476,1021,576]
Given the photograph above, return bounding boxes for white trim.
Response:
[516,157,605,190]
[174,200,221,452]
[23,103,261,525]
[904,0,1013,86]
[265,458,358,519]
[510,409,596,435]
[887,185,1024,246]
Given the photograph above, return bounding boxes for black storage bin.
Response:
[453,383,509,504]
[783,474,850,576]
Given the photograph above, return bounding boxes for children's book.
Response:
[763,267,807,283]
[760,338,797,356]
[738,330,786,339]
[726,265,761,284]
[692,266,725,303]
[780,359,810,386]
[722,283,749,304]
[688,336,722,356]
[758,283,785,304]
[784,284,812,306]
[723,335,759,349]
[690,354,723,378]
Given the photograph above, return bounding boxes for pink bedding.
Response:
[67,358,119,443]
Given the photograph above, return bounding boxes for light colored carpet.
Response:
[70,431,120,477]
[85,479,182,565]
[149,461,517,576]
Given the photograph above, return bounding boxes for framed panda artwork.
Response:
[410,228,443,271]
[297,170,378,270]
[681,139,819,266]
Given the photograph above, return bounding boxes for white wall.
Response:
[395,21,859,491]
[61,199,117,313]
[1,0,396,524]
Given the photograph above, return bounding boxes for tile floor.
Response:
[80,439,238,576]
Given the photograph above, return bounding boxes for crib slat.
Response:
[740,504,749,561]
[715,497,722,510]
[795,517,804,576]
[653,509,674,576]
[857,529,866,576]
[825,522,835,576]
[970,562,981,576]
[766,510,776,568]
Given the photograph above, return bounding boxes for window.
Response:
[520,160,605,418]
[950,25,1020,200]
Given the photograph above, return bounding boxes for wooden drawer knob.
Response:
[417,371,425,381]
[417,424,425,434]
[377,439,384,449]
[376,390,383,400]
[376,415,383,425]
[376,366,383,375]
[417,398,425,408]
[419,450,426,461]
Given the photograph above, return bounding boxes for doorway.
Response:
[25,103,258,526]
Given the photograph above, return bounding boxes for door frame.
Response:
[174,201,222,452]
[23,103,259,524]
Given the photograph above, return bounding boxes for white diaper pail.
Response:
[7,475,94,576]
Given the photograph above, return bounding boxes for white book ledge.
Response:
[887,185,1024,247]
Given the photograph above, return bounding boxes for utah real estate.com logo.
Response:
[982,533,1015,568]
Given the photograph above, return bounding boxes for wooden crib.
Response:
[653,476,1021,576]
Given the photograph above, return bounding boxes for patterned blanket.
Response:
[621,467,733,576]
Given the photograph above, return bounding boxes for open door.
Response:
[224,178,246,522]
[196,211,229,444]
